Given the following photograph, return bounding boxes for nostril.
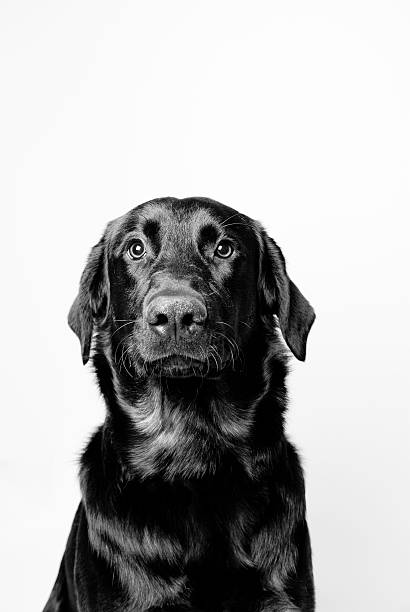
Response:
[153,313,168,327]
[180,306,206,334]
[192,308,207,326]
[181,312,194,328]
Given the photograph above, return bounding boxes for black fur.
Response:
[44,197,316,612]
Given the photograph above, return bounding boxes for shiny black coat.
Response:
[44,197,315,612]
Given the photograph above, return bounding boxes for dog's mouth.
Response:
[146,354,221,379]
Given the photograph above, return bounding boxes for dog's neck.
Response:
[91,326,289,482]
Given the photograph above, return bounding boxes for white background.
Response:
[1,2,409,611]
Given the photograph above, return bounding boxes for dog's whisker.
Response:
[208,350,219,373]
[219,212,243,227]
[214,330,239,356]
[215,321,236,332]
[206,282,231,305]
[111,320,137,339]
[119,344,127,375]
[213,330,245,371]
[113,332,134,366]
[219,222,250,229]
[121,345,135,378]
[208,344,222,371]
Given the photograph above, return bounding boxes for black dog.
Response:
[44,197,316,612]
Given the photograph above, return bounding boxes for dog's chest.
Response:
[121,477,275,609]
[85,459,294,610]
[127,474,266,571]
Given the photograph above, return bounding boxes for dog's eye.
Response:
[215,240,234,259]
[128,239,146,260]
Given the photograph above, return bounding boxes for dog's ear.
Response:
[68,237,110,365]
[257,226,315,361]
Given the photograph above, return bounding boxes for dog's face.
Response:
[106,199,261,378]
[69,198,315,377]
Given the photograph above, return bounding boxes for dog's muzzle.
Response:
[145,288,207,342]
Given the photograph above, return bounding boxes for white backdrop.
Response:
[2,2,409,611]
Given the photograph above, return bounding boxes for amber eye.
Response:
[128,239,146,260]
[215,240,234,259]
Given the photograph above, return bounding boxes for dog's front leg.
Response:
[251,592,301,612]
[218,591,300,612]
[147,606,205,612]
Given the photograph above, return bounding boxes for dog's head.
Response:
[68,197,315,378]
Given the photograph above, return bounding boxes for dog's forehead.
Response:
[137,202,220,241]
[107,198,251,247]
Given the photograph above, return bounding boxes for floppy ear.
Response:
[257,227,315,361]
[68,237,110,364]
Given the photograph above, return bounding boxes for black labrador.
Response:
[44,197,316,612]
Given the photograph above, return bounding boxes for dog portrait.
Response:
[43,197,315,612]
[5,3,410,611]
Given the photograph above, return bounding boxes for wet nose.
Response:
[146,293,207,340]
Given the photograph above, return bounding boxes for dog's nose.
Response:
[146,294,207,340]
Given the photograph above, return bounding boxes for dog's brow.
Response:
[143,219,161,255]
[198,223,219,246]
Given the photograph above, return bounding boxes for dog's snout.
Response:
[146,293,207,341]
